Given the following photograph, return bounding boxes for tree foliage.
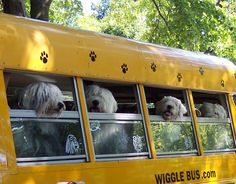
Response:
[82,0,236,63]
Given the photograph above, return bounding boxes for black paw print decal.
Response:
[121,64,128,73]
[199,67,204,75]
[89,51,97,62]
[40,51,48,64]
[177,73,182,82]
[151,62,157,72]
[221,80,225,87]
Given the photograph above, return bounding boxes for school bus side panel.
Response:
[2,155,236,184]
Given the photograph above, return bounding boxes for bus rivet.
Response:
[121,64,128,73]
[151,62,157,72]
[199,67,204,75]
[221,80,225,87]
[177,73,182,82]
[89,51,97,62]
[40,51,48,64]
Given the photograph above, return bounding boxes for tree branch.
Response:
[2,0,26,16]
[30,0,53,21]
[151,0,170,32]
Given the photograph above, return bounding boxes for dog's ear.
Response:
[178,102,187,117]
[113,101,118,113]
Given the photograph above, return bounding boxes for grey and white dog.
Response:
[15,82,65,157]
[156,96,187,121]
[85,84,118,113]
[18,82,65,117]
[199,102,227,118]
[85,85,135,154]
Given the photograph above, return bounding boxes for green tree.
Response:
[87,0,236,63]
[1,0,83,27]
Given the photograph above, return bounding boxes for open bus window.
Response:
[192,92,235,152]
[83,80,149,159]
[4,72,86,163]
[144,87,198,156]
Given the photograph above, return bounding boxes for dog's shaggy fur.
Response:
[199,102,227,118]
[85,85,135,154]
[16,82,65,157]
[156,96,187,120]
[85,84,118,113]
[19,82,65,117]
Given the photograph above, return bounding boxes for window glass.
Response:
[5,72,86,162]
[192,92,235,152]
[83,80,148,159]
[145,87,198,155]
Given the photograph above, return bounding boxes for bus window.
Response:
[5,72,86,164]
[83,80,149,160]
[144,87,198,156]
[192,92,236,153]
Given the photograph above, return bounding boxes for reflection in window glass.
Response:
[151,121,196,153]
[90,120,147,155]
[199,123,234,151]
[12,119,85,158]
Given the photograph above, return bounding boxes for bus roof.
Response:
[0,13,235,93]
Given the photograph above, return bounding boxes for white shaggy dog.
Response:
[16,82,65,157]
[85,85,135,154]
[199,102,227,118]
[19,82,65,117]
[156,96,187,120]
[85,84,118,113]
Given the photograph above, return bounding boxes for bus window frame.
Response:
[193,92,236,154]
[144,87,200,157]
[83,81,151,161]
[8,76,89,165]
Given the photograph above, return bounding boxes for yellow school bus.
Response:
[0,13,236,184]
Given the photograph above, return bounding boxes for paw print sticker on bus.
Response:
[40,51,48,64]
[89,51,97,62]
[177,73,183,82]
[121,63,128,73]
[151,62,157,72]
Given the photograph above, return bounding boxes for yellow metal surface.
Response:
[0,14,235,93]
[138,84,156,158]
[1,154,236,184]
[76,77,95,162]
[187,89,204,156]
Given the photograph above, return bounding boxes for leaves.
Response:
[79,0,235,63]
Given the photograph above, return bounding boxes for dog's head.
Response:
[199,102,227,118]
[19,82,65,117]
[155,96,187,120]
[85,85,118,113]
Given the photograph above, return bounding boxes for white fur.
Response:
[156,96,187,120]
[16,82,66,156]
[199,102,227,118]
[19,82,65,117]
[85,85,118,113]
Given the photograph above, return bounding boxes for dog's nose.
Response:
[58,102,65,109]
[167,105,173,110]
[92,100,99,106]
